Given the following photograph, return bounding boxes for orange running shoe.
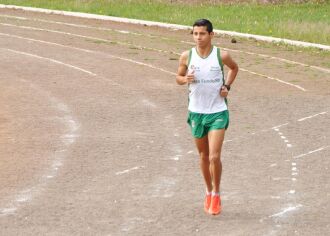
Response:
[204,194,212,213]
[209,195,221,215]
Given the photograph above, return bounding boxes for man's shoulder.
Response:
[220,50,229,59]
[179,50,191,65]
[181,50,190,58]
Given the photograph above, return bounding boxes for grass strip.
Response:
[0,0,329,46]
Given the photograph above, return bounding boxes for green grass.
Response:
[0,0,329,45]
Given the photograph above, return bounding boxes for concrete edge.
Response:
[1,4,329,51]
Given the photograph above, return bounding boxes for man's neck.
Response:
[196,44,212,58]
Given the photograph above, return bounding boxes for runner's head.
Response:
[193,19,213,33]
[192,19,214,47]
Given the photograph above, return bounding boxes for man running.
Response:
[176,19,238,215]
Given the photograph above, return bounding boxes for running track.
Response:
[0,8,330,236]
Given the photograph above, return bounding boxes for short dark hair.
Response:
[193,19,213,33]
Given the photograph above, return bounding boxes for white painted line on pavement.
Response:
[2,14,329,74]
[1,4,329,50]
[218,46,330,74]
[240,68,306,91]
[297,111,327,122]
[0,23,308,91]
[0,32,176,76]
[269,204,302,218]
[0,78,79,217]
[0,22,179,56]
[141,99,157,108]
[115,166,145,175]
[293,146,329,159]
[272,123,289,130]
[3,48,97,76]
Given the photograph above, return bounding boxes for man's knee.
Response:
[199,151,209,162]
[209,153,220,163]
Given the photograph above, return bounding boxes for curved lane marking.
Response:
[1,14,329,74]
[298,112,327,122]
[0,32,176,76]
[1,4,329,50]
[0,78,79,216]
[4,48,97,76]
[293,146,329,159]
[268,204,303,218]
[1,43,181,209]
[0,24,306,91]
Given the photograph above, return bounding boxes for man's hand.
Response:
[186,70,195,84]
[220,85,228,97]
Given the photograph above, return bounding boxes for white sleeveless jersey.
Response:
[187,46,227,114]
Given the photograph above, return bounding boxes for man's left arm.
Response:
[220,51,239,97]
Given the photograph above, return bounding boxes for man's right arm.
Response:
[176,51,190,85]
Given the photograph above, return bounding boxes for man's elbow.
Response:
[176,75,180,85]
[176,75,184,85]
[233,64,239,74]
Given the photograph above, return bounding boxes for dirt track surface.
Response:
[0,8,330,236]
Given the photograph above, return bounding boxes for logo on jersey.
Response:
[190,64,200,72]
[210,66,221,71]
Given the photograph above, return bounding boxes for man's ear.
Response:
[210,32,215,38]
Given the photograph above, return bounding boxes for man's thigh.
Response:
[207,129,225,155]
[194,135,209,156]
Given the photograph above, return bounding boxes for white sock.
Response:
[212,192,220,196]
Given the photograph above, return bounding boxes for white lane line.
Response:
[0,32,176,76]
[1,208,17,215]
[0,24,306,91]
[219,47,330,74]
[240,68,306,91]
[171,154,182,161]
[2,48,97,76]
[244,111,328,141]
[226,110,328,144]
[293,146,329,159]
[224,123,288,143]
[273,127,293,149]
[0,23,178,56]
[4,44,174,189]
[0,14,151,37]
[2,14,329,74]
[298,111,327,122]
[115,166,145,175]
[141,99,157,108]
[0,14,27,20]
[0,14,179,45]
[110,54,176,75]
[183,39,330,74]
[269,204,302,218]
[1,4,329,50]
[0,29,183,217]
[272,123,289,130]
[0,80,79,217]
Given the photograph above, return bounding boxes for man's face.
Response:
[192,26,214,47]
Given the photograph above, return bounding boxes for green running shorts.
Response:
[187,110,229,138]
